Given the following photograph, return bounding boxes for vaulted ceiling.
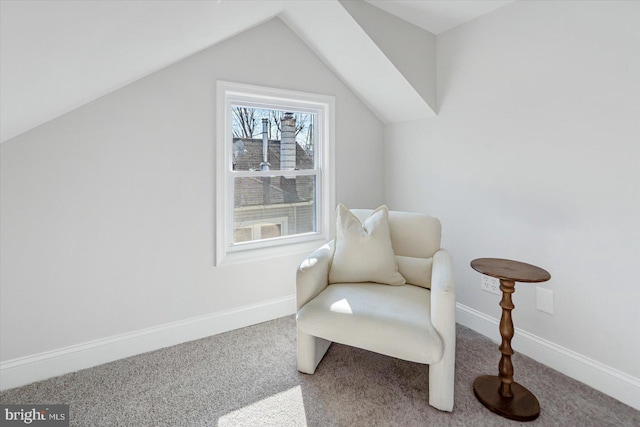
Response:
[0,0,512,143]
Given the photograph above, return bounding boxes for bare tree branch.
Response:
[232,107,257,138]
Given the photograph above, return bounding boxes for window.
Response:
[216,81,335,265]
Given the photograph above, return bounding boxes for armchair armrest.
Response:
[428,248,457,411]
[430,248,456,339]
[296,241,334,310]
[431,249,456,295]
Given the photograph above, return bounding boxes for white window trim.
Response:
[216,81,335,266]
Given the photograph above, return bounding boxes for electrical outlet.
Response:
[481,276,501,295]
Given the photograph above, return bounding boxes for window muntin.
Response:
[216,82,334,265]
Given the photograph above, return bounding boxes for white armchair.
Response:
[295,208,456,412]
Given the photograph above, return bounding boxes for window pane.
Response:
[260,224,282,239]
[233,175,316,244]
[231,106,315,171]
[233,227,253,243]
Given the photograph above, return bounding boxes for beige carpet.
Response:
[1,316,638,426]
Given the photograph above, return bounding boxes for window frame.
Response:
[216,81,335,265]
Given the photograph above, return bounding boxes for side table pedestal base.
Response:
[473,375,540,421]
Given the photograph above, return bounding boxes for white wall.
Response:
[0,18,384,363]
[386,0,639,381]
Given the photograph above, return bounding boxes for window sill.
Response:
[215,236,329,266]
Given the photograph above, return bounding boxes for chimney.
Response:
[260,118,270,171]
[280,113,299,203]
[280,113,296,172]
[260,117,270,205]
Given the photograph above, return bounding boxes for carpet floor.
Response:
[1,316,638,426]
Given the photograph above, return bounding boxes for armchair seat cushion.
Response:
[297,283,444,364]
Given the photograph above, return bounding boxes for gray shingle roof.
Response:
[232,138,314,207]
[232,138,313,171]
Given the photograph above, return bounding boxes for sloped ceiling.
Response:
[365,0,513,35]
[0,0,512,143]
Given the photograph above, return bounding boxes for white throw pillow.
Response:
[329,204,406,285]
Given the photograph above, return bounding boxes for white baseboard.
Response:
[456,303,640,410]
[4,298,637,411]
[0,295,296,391]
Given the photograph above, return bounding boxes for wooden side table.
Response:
[470,258,551,421]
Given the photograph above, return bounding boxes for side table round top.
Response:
[470,257,551,421]
[471,258,550,283]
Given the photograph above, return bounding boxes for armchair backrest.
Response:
[350,209,442,289]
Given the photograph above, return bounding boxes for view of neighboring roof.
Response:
[232,138,313,171]
[232,138,315,208]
